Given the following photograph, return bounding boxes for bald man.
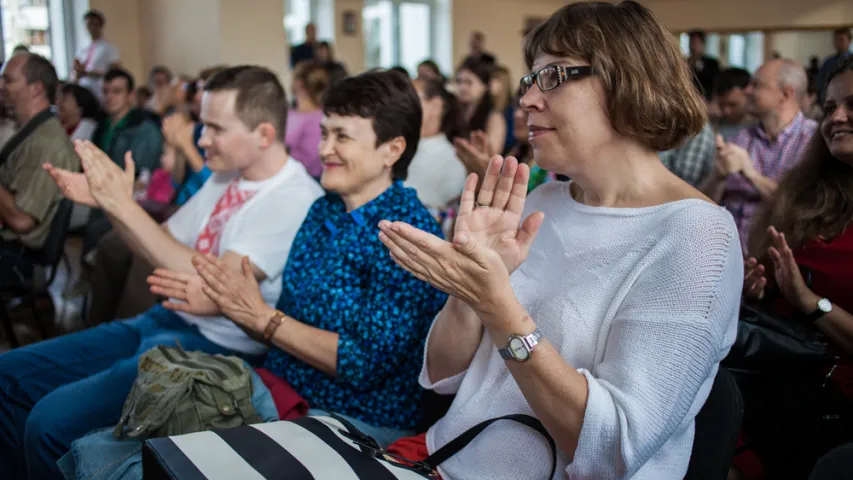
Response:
[699,58,817,253]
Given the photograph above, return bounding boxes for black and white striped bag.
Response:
[143,412,557,479]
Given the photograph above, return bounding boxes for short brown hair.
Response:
[524,1,706,151]
[203,66,288,140]
[293,61,330,106]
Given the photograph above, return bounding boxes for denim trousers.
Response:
[0,305,259,480]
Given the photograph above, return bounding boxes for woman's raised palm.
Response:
[454,155,543,274]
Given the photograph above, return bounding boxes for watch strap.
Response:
[498,328,542,361]
[262,310,285,342]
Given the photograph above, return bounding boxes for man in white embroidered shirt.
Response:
[73,10,120,100]
[0,66,323,480]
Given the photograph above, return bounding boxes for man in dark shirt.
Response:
[817,28,852,103]
[687,30,720,101]
[290,23,317,68]
[462,31,496,65]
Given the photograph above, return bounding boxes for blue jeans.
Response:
[0,305,259,480]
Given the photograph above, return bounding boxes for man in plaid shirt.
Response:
[659,122,715,187]
[700,59,817,255]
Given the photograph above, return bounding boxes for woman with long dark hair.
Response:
[57,83,103,141]
[734,56,853,479]
[405,78,468,213]
[455,58,506,155]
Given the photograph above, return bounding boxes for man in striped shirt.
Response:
[700,58,817,254]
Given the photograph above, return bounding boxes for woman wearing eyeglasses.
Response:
[378,2,743,479]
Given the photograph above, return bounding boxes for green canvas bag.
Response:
[113,344,261,439]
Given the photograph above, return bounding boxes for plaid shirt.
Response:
[659,123,715,187]
[723,112,817,252]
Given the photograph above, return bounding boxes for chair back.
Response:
[685,366,744,480]
[31,198,74,270]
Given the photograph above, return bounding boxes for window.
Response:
[0,0,70,77]
[680,31,764,74]
[285,0,334,46]
[364,0,452,77]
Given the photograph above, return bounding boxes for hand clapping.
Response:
[378,155,544,316]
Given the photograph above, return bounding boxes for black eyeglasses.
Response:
[519,65,593,95]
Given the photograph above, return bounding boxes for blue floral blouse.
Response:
[263,181,449,430]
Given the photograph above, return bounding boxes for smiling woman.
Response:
[377,1,745,479]
[153,70,449,446]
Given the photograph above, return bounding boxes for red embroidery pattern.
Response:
[194,180,257,256]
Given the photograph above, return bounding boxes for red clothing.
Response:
[792,226,853,397]
[255,368,309,420]
[387,433,442,479]
[194,179,257,255]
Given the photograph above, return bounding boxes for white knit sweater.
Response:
[420,181,743,480]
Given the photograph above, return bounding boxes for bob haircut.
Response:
[523,0,706,151]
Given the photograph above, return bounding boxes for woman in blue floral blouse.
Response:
[150,70,449,446]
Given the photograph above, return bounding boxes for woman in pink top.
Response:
[286,62,329,179]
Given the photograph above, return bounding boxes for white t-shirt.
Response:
[75,39,120,100]
[166,159,324,355]
[421,181,742,479]
[71,118,98,142]
[404,135,467,210]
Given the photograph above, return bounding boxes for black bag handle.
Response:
[422,414,557,479]
[319,407,557,479]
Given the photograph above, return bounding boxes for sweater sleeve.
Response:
[566,209,742,479]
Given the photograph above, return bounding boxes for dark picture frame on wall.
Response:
[343,10,357,36]
[523,17,545,35]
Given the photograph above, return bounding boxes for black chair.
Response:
[0,199,74,348]
[685,366,743,480]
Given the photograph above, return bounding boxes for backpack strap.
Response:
[0,109,54,169]
[422,414,557,479]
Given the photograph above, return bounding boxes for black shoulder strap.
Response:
[422,414,557,479]
[0,109,54,168]
[317,407,557,479]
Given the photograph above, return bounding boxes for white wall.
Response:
[769,30,836,66]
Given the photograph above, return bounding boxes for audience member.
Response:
[290,23,317,67]
[379,4,741,479]
[687,30,721,100]
[0,74,16,149]
[73,10,119,100]
[11,44,29,56]
[803,81,824,121]
[286,61,329,179]
[0,54,79,286]
[0,66,324,479]
[150,70,448,446]
[406,78,467,213]
[146,65,177,116]
[390,65,410,78]
[456,58,506,155]
[807,55,821,87]
[134,85,152,110]
[67,67,165,298]
[417,59,444,83]
[701,58,816,252]
[315,41,347,85]
[490,65,516,152]
[58,83,104,230]
[58,83,102,141]
[817,28,852,102]
[463,31,496,65]
[734,56,853,479]
[658,123,715,187]
[713,67,755,139]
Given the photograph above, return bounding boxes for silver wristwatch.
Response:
[498,329,542,362]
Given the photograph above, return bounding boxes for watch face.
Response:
[510,337,529,361]
[818,298,833,313]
